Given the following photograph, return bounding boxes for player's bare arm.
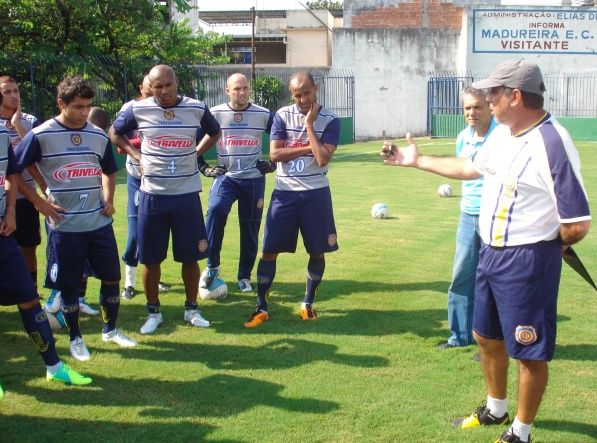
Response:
[269,139,312,163]
[27,164,48,193]
[305,102,335,167]
[195,130,222,157]
[383,133,480,180]
[13,173,64,224]
[1,174,18,236]
[101,172,116,217]
[109,127,141,162]
[10,104,28,140]
[560,220,591,248]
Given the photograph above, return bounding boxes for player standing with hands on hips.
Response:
[244,71,340,328]
[110,65,221,335]
[382,60,590,443]
[198,73,274,294]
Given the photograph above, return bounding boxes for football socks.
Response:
[18,304,60,366]
[304,256,325,305]
[100,282,120,333]
[256,259,276,312]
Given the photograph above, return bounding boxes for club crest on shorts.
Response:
[515,325,537,345]
[234,112,243,122]
[198,239,208,253]
[164,110,175,120]
[328,233,337,246]
[256,198,264,209]
[71,134,82,145]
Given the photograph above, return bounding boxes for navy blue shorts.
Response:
[0,235,37,305]
[15,198,41,247]
[45,224,120,290]
[137,191,208,264]
[207,174,265,222]
[473,240,561,361]
[262,187,338,255]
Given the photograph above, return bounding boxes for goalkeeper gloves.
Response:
[199,163,227,178]
[256,159,276,175]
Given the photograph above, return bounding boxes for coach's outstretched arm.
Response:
[382,133,480,180]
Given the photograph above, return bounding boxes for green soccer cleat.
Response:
[46,364,92,386]
[0,382,4,401]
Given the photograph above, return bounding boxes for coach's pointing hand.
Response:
[383,133,420,167]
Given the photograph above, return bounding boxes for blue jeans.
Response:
[447,212,480,346]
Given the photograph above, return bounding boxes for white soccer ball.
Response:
[199,277,228,300]
[46,310,67,332]
[437,184,453,198]
[371,203,390,219]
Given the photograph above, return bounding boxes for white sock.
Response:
[125,265,136,288]
[46,361,63,375]
[510,417,532,442]
[301,302,311,309]
[487,395,508,418]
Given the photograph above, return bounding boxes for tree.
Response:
[306,0,343,10]
[0,0,229,117]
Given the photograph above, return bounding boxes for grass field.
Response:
[1,138,596,442]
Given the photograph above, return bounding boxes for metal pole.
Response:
[251,7,256,82]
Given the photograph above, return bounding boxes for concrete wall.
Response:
[287,29,331,67]
[336,0,597,140]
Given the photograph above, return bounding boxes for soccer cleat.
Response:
[0,383,4,401]
[199,266,220,289]
[494,430,531,443]
[102,329,137,347]
[121,286,136,300]
[46,363,92,385]
[237,279,253,293]
[79,299,99,316]
[45,289,62,314]
[158,281,172,292]
[300,305,318,321]
[244,309,269,328]
[453,403,510,429]
[69,337,91,362]
[140,312,163,335]
[183,309,210,328]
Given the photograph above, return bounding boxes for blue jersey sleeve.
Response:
[269,114,288,141]
[100,140,119,174]
[320,117,340,146]
[31,117,41,129]
[12,131,42,172]
[112,105,138,136]
[200,107,220,137]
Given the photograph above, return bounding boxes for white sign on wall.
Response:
[473,9,597,54]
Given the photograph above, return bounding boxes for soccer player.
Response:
[109,64,221,335]
[14,76,136,362]
[198,73,274,293]
[0,76,42,288]
[438,86,498,350]
[382,60,591,443]
[244,71,340,328]
[0,100,92,392]
[117,76,171,299]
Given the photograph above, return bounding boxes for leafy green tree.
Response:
[306,0,343,10]
[0,0,229,117]
[251,75,286,112]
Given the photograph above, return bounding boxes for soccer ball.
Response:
[437,184,453,198]
[371,203,390,219]
[46,310,67,331]
[199,278,228,300]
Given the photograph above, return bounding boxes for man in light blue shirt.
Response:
[439,86,497,349]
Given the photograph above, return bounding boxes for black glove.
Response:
[256,159,276,175]
[199,163,227,178]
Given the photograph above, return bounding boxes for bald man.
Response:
[244,72,341,328]
[110,65,221,335]
[198,73,274,294]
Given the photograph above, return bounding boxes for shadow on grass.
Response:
[536,419,597,441]
[104,337,389,369]
[553,343,597,361]
[0,415,233,443]
[10,373,339,419]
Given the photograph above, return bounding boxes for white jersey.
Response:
[118,100,142,179]
[13,118,118,233]
[210,103,273,179]
[472,114,591,247]
[112,96,220,195]
[0,112,39,198]
[270,104,340,191]
[0,129,13,221]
